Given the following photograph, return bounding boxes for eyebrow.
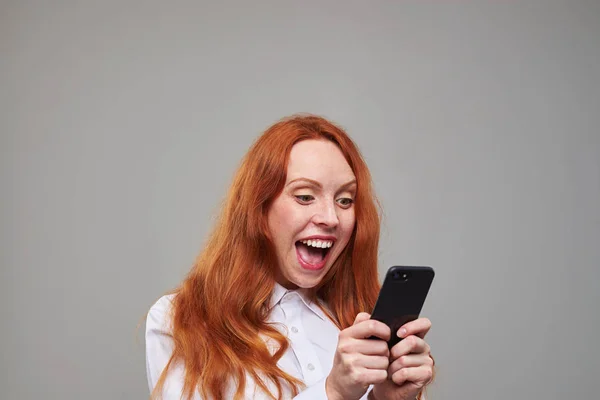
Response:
[287,177,357,191]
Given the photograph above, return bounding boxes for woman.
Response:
[145,114,434,399]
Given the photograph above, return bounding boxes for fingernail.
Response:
[399,328,407,337]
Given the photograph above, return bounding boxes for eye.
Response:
[295,195,314,204]
[336,197,354,208]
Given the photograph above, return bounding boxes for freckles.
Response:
[341,211,356,228]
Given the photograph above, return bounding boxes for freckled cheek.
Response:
[339,213,356,240]
[288,207,314,227]
[276,209,307,242]
[340,209,356,227]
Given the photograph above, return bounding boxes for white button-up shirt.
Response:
[146,283,372,399]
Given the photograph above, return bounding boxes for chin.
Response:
[288,266,330,289]
[291,278,321,289]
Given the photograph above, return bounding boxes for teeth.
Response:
[301,239,333,248]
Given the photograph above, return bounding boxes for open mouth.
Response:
[295,239,334,270]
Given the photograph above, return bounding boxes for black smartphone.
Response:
[370,266,435,348]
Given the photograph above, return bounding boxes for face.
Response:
[267,139,357,289]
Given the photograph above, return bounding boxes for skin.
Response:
[267,139,357,289]
[267,139,433,400]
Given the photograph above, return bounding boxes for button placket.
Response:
[282,293,324,385]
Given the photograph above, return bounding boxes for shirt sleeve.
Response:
[145,295,202,400]
[292,378,372,400]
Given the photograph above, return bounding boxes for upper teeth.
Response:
[301,239,333,249]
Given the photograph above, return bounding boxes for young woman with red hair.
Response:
[145,114,434,399]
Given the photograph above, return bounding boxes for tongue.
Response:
[296,243,325,265]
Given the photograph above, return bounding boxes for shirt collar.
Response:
[270,282,289,309]
[270,282,328,322]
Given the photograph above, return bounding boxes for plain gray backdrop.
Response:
[2,1,599,399]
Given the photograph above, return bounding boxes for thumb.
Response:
[353,312,371,325]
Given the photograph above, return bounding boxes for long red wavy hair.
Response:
[151,114,430,399]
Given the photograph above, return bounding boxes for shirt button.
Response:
[291,326,298,333]
[307,363,315,371]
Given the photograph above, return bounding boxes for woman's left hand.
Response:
[370,318,434,400]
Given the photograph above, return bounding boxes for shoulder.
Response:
[146,294,177,335]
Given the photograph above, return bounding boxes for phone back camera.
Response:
[393,271,410,282]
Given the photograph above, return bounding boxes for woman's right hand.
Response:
[325,312,391,400]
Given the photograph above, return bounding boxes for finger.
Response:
[390,335,430,359]
[388,353,434,375]
[398,317,431,339]
[356,355,390,370]
[346,338,390,356]
[345,318,391,341]
[353,368,389,386]
[353,312,371,325]
[390,365,434,387]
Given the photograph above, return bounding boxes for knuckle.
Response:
[392,369,407,384]
[390,346,401,359]
[351,369,366,384]
[408,335,419,348]
[368,320,378,331]
[426,368,433,380]
[379,355,391,368]
[423,368,433,384]
[374,370,388,384]
[379,343,390,356]
[400,367,409,379]
[397,355,408,367]
[347,354,360,368]
[359,371,369,385]
[338,340,352,354]
[384,347,391,358]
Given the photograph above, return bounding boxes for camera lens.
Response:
[392,270,409,281]
[391,270,409,281]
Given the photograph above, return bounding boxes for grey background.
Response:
[1,1,599,399]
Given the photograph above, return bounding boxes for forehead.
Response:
[286,139,355,183]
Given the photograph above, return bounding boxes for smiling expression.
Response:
[267,139,357,289]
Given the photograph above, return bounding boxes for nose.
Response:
[312,201,339,228]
